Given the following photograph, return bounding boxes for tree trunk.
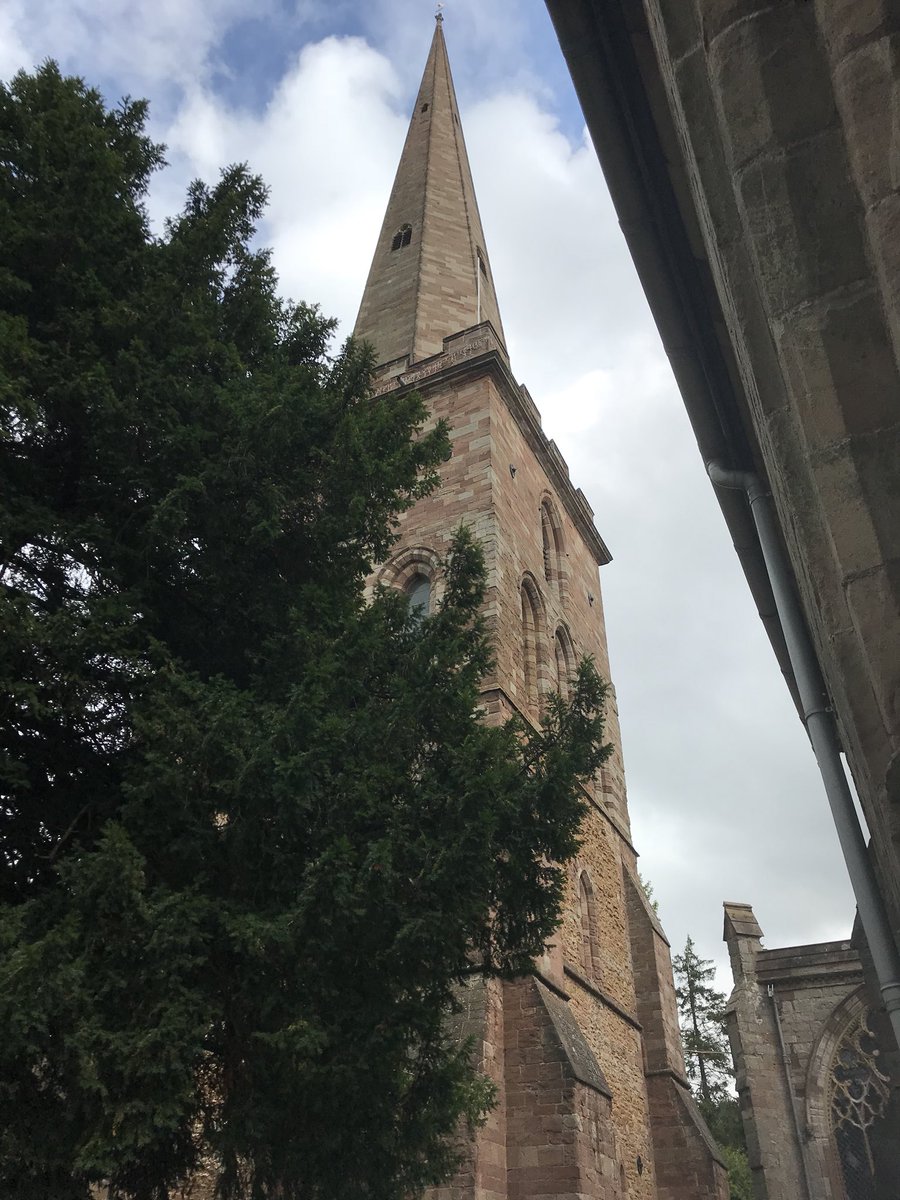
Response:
[687,969,711,1104]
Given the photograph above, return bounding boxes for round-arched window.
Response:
[540,497,566,598]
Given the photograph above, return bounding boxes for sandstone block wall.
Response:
[373,329,728,1199]
[643,0,900,944]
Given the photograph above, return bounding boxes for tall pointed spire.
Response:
[353,18,506,367]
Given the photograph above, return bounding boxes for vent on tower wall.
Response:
[391,224,412,251]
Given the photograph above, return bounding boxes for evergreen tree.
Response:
[0,65,611,1199]
[673,936,750,1196]
[672,935,731,1105]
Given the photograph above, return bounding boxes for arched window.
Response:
[520,577,544,709]
[407,573,431,619]
[540,498,565,597]
[391,224,412,251]
[578,871,598,980]
[555,626,574,699]
[830,1007,892,1194]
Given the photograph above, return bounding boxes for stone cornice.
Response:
[753,941,862,986]
[371,324,612,567]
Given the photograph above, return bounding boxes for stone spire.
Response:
[352,17,506,367]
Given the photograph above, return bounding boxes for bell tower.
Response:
[358,19,729,1200]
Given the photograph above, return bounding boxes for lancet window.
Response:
[555,626,574,699]
[406,573,431,620]
[577,870,598,980]
[540,497,565,597]
[520,576,544,710]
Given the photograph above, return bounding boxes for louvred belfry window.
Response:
[391,224,412,251]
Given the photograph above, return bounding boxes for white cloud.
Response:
[5,0,257,92]
[159,36,405,326]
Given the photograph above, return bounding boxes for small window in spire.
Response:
[477,250,487,277]
[391,224,412,251]
[420,102,429,113]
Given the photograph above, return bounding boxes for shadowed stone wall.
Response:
[641,0,900,952]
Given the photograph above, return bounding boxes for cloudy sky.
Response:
[3,0,857,989]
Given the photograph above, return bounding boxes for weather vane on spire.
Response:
[435,3,444,22]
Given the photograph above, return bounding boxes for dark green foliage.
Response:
[673,938,750,1198]
[0,65,611,1200]
[719,1145,752,1200]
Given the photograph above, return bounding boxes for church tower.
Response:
[358,20,728,1200]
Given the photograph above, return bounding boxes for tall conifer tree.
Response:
[672,936,731,1106]
[673,936,751,1197]
[0,65,610,1199]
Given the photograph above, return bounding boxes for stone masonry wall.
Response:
[645,0,900,939]
[377,339,662,1197]
[376,333,727,1198]
[504,975,622,1200]
[722,901,900,1200]
[624,872,727,1200]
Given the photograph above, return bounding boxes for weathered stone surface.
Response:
[640,0,900,1003]
[724,902,900,1198]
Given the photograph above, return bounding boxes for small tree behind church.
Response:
[673,937,751,1199]
[673,935,732,1106]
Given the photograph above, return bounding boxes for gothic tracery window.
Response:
[830,1007,891,1199]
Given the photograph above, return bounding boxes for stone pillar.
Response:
[430,975,507,1200]
[503,975,623,1200]
[723,903,805,1200]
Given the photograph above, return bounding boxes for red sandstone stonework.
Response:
[356,19,729,1200]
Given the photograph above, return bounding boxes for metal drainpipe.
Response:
[707,461,900,1051]
[767,982,814,1199]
